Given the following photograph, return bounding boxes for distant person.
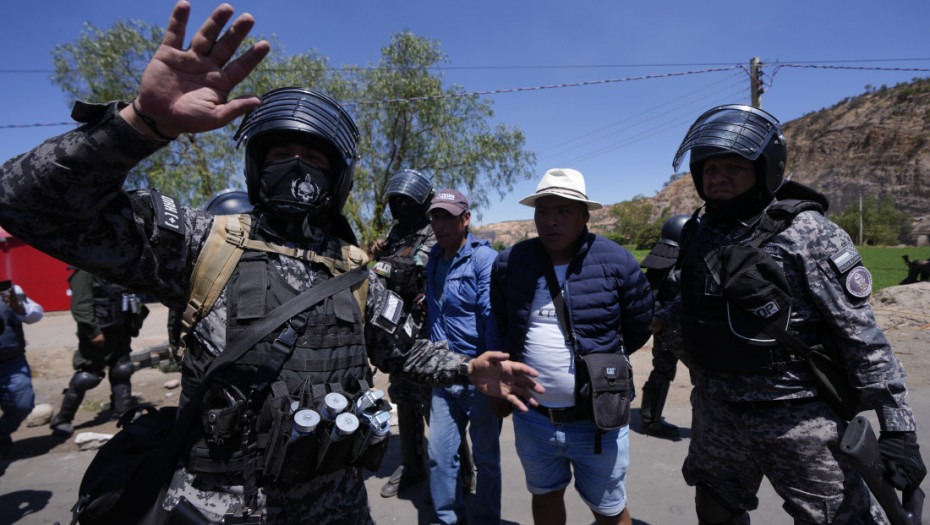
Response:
[51,269,148,437]
[0,280,44,458]
[426,188,503,525]
[653,104,926,523]
[491,168,654,525]
[637,214,689,439]
[370,169,435,498]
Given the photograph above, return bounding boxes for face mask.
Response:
[389,196,429,227]
[259,157,333,222]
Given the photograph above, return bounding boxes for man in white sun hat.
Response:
[491,168,654,525]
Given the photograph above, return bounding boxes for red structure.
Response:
[0,226,72,312]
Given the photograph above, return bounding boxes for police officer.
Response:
[0,281,43,458]
[653,104,926,523]
[371,169,433,497]
[0,4,541,522]
[638,214,688,439]
[50,269,146,437]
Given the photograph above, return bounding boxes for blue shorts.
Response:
[512,408,629,516]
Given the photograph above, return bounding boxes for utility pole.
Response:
[750,57,763,108]
[858,193,864,245]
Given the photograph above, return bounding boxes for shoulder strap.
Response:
[747,199,824,249]
[181,215,370,357]
[538,243,575,349]
[180,214,250,358]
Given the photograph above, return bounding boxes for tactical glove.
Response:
[878,431,927,491]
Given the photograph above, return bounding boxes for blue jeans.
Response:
[0,355,35,438]
[428,384,501,525]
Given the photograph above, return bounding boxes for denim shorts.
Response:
[513,408,629,516]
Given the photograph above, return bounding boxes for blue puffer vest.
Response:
[492,233,653,360]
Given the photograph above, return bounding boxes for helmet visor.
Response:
[384,170,433,204]
[672,105,781,172]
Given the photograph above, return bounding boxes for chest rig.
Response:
[679,199,822,375]
[180,214,392,495]
[372,225,432,344]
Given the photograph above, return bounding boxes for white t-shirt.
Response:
[522,264,575,407]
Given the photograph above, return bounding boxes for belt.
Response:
[530,404,589,424]
[729,397,819,412]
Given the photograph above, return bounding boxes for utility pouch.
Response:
[200,385,246,446]
[575,352,631,430]
[807,344,863,421]
[315,417,355,475]
[262,395,321,484]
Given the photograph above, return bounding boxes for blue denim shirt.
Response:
[426,233,502,357]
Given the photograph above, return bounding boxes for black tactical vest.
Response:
[679,199,822,375]
[182,249,376,482]
[91,277,132,330]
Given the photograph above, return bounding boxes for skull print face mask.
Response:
[258,157,333,222]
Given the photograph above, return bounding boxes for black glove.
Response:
[878,431,927,491]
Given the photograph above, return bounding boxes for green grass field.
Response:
[630,246,930,293]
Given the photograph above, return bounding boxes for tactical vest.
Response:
[180,214,387,486]
[0,302,26,362]
[679,199,822,375]
[89,276,132,331]
[372,225,432,341]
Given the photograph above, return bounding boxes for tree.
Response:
[833,195,912,246]
[609,195,658,248]
[51,22,535,244]
[342,32,535,246]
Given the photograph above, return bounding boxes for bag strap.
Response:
[540,246,574,348]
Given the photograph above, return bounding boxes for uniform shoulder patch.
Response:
[828,247,861,275]
[844,266,873,299]
[150,190,185,235]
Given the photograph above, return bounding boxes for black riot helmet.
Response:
[660,214,690,246]
[205,188,253,215]
[384,169,434,227]
[234,87,360,215]
[672,104,787,200]
[384,169,434,205]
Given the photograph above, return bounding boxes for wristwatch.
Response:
[458,358,473,383]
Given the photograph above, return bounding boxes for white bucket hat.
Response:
[518,168,602,210]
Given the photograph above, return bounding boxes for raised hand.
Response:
[468,351,545,412]
[120,1,271,138]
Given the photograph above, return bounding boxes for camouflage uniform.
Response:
[0,102,472,524]
[659,205,915,524]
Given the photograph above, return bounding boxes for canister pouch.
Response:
[350,399,393,472]
[575,352,631,430]
[314,418,355,475]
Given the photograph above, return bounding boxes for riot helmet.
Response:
[234,87,360,221]
[672,104,787,200]
[205,188,253,215]
[660,214,690,246]
[384,169,434,205]
[384,169,434,227]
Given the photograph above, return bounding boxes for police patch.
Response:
[151,190,184,235]
[844,266,872,298]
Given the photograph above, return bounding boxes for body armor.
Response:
[181,243,386,486]
[679,199,822,375]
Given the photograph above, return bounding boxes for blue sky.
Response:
[2,1,928,225]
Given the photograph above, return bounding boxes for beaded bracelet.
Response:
[131,99,176,141]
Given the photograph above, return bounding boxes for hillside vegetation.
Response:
[476,78,930,248]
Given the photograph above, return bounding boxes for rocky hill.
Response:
[476,78,930,247]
